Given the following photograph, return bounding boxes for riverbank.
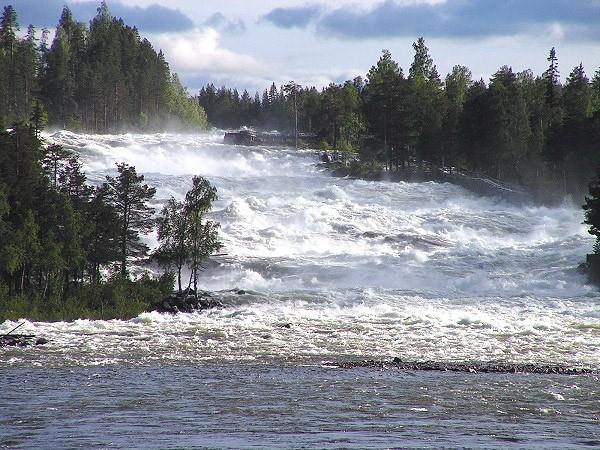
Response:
[0,276,173,322]
[0,285,239,323]
[324,160,566,205]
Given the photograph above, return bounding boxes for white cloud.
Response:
[150,28,268,77]
[145,27,359,92]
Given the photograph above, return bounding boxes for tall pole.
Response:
[294,89,298,149]
[284,81,300,150]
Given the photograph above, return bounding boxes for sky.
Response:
[4,0,600,94]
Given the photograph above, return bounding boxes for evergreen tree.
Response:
[442,65,472,170]
[59,155,93,212]
[43,144,71,189]
[0,5,18,122]
[459,79,491,172]
[409,37,434,81]
[363,49,407,168]
[85,185,120,283]
[30,100,48,138]
[583,166,600,253]
[408,38,445,166]
[486,65,531,181]
[543,47,560,107]
[104,163,156,278]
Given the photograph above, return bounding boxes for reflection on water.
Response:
[2,366,599,449]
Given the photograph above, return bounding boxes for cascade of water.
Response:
[5,131,596,368]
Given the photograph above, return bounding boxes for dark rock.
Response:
[324,358,596,375]
[151,289,223,314]
[1,334,47,347]
[585,254,600,284]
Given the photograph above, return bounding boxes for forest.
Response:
[2,2,600,321]
[0,122,221,321]
[0,4,218,321]
[199,42,600,199]
[0,3,207,132]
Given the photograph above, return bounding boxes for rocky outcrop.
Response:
[580,253,600,284]
[328,163,534,204]
[151,289,224,314]
[0,335,48,347]
[325,358,596,375]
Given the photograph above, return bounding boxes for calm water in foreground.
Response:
[1,132,599,448]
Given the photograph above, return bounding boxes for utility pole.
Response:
[284,81,300,149]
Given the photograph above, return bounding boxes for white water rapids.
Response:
[3,131,599,368]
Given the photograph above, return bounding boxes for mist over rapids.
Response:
[4,131,599,369]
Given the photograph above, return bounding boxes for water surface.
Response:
[1,131,599,448]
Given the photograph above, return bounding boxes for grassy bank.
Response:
[0,274,174,322]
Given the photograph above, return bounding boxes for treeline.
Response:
[0,123,220,321]
[0,2,207,132]
[201,40,600,198]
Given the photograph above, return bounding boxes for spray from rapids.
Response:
[6,130,598,368]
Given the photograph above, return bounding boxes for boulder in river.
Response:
[0,335,48,347]
[151,289,223,314]
[325,358,596,375]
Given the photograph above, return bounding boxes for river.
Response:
[1,131,599,448]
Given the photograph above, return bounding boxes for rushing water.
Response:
[2,131,599,448]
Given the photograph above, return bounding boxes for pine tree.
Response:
[442,65,472,170]
[30,100,48,137]
[543,47,560,107]
[85,185,120,283]
[43,144,71,189]
[409,37,434,82]
[364,49,407,168]
[105,163,156,278]
[0,5,19,121]
[583,166,600,253]
[59,155,93,212]
[408,38,445,166]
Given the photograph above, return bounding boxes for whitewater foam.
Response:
[10,131,596,369]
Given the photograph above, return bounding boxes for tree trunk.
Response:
[177,265,182,293]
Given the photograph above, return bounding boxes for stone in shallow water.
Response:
[325,359,596,375]
[0,335,48,347]
[151,289,223,314]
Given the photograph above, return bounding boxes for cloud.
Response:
[2,0,194,32]
[181,68,361,97]
[261,4,323,29]
[151,28,267,78]
[261,0,600,41]
[205,12,246,35]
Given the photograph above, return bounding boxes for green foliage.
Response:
[30,100,48,137]
[0,275,166,321]
[319,140,332,151]
[166,74,208,130]
[0,125,197,321]
[104,163,156,277]
[185,176,222,296]
[198,43,600,198]
[154,198,189,292]
[583,166,600,253]
[363,49,409,170]
[0,3,207,132]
